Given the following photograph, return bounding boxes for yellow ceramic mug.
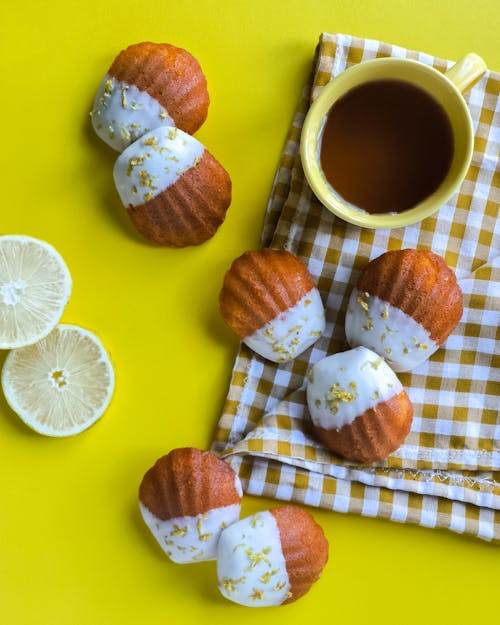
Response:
[300,53,487,229]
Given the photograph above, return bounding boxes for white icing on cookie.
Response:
[345,288,438,372]
[217,511,291,607]
[91,74,174,152]
[306,346,402,430]
[140,502,241,564]
[244,288,325,363]
[113,126,205,208]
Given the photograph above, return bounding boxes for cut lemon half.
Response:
[2,324,115,436]
[0,235,72,349]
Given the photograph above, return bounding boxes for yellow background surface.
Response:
[0,1,499,623]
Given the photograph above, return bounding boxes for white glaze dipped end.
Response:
[244,288,325,363]
[217,511,291,607]
[306,346,403,430]
[345,288,438,372]
[91,74,174,151]
[113,126,205,208]
[140,502,241,564]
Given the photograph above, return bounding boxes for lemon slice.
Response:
[2,324,115,436]
[0,235,72,349]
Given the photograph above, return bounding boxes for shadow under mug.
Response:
[300,53,487,229]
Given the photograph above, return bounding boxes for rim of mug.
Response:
[300,57,474,230]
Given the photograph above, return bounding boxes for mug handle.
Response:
[445,53,487,94]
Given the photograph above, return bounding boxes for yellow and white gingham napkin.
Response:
[212,33,500,543]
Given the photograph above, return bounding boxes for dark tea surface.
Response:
[319,79,454,214]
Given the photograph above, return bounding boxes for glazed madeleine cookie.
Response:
[306,347,413,463]
[139,448,242,563]
[91,41,209,151]
[219,249,325,363]
[114,126,231,246]
[345,249,463,372]
[217,506,328,607]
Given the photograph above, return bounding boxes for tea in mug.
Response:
[319,79,454,215]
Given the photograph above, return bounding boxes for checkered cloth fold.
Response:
[212,33,500,543]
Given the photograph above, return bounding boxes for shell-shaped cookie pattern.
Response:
[219,249,325,363]
[216,506,328,607]
[270,506,329,604]
[91,41,209,151]
[345,249,463,371]
[307,347,413,463]
[139,448,242,563]
[113,126,231,247]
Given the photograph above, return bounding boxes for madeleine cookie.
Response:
[345,249,463,372]
[217,506,328,606]
[91,42,209,151]
[307,347,413,463]
[114,126,231,246]
[219,249,325,363]
[139,448,242,563]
